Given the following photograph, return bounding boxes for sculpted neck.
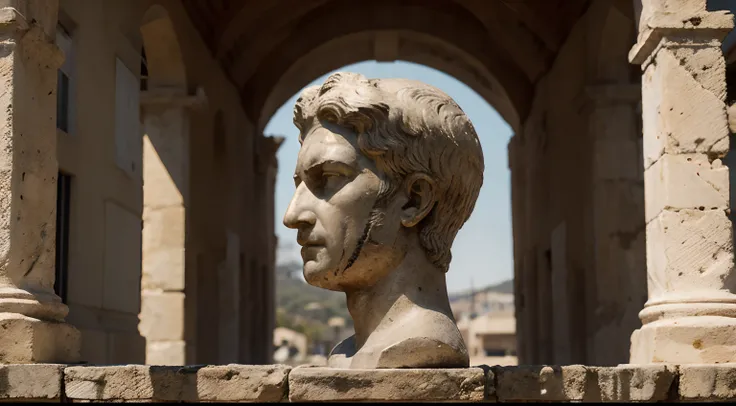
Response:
[344,243,453,349]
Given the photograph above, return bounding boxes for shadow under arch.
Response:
[237,0,532,137]
[527,0,643,367]
[140,4,187,90]
[258,30,520,135]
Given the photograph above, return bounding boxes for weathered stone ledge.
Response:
[1,363,736,402]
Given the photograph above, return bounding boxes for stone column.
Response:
[579,84,646,366]
[247,135,282,364]
[262,136,282,363]
[217,231,240,363]
[507,135,528,363]
[520,146,540,363]
[0,1,81,363]
[139,87,204,365]
[629,0,736,363]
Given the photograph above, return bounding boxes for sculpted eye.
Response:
[303,161,355,195]
[320,170,349,193]
[322,172,341,179]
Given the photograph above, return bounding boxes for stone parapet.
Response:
[63,364,290,403]
[0,364,64,402]
[288,366,487,402]
[1,364,736,402]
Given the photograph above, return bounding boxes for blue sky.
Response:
[264,61,514,294]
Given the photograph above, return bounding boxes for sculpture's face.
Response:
[283,121,405,291]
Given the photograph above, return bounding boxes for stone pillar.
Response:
[0,1,81,363]
[249,135,281,364]
[579,84,646,366]
[629,0,736,363]
[521,99,547,364]
[262,136,282,363]
[535,246,553,363]
[139,88,204,365]
[217,231,240,363]
[507,135,528,363]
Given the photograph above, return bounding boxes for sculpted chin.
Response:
[283,72,484,369]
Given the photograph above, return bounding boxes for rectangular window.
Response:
[55,172,72,303]
[484,349,508,357]
[140,47,148,91]
[114,58,141,178]
[56,25,73,133]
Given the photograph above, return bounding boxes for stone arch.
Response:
[138,4,192,365]
[258,30,518,134]
[234,0,533,136]
[587,0,640,84]
[140,5,187,90]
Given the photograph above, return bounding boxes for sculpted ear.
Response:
[400,173,436,228]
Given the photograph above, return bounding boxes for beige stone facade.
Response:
[0,0,735,393]
[0,0,279,365]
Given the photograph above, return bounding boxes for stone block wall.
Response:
[509,0,646,366]
[3,363,736,402]
[47,0,279,366]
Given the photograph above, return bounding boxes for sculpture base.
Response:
[630,316,736,364]
[0,313,80,364]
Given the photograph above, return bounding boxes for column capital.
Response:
[255,135,284,175]
[630,10,734,65]
[574,83,641,116]
[0,7,64,69]
[140,86,207,110]
[507,134,521,171]
[0,7,30,33]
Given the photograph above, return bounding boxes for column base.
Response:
[630,316,736,364]
[0,313,80,364]
[146,340,186,365]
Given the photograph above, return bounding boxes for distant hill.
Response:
[448,279,514,301]
[275,261,353,345]
[275,261,513,338]
[276,269,351,322]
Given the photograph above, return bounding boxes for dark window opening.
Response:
[140,47,148,91]
[726,63,736,106]
[56,70,70,132]
[484,349,508,357]
[55,172,72,303]
[56,24,72,133]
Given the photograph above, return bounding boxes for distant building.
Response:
[451,291,515,321]
[457,312,517,367]
[451,290,517,366]
[273,327,308,364]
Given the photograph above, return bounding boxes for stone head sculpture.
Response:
[283,72,484,369]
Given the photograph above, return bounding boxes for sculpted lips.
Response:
[297,231,324,248]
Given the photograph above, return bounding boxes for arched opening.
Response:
[215,1,548,365]
[138,5,192,365]
[257,30,522,135]
[231,0,539,136]
[266,60,517,367]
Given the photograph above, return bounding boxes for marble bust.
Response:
[283,72,484,369]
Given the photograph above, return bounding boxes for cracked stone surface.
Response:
[0,364,732,402]
[64,364,290,402]
[288,366,486,402]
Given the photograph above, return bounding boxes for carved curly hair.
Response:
[293,72,484,272]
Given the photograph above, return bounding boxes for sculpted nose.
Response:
[283,209,316,229]
[283,195,317,230]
